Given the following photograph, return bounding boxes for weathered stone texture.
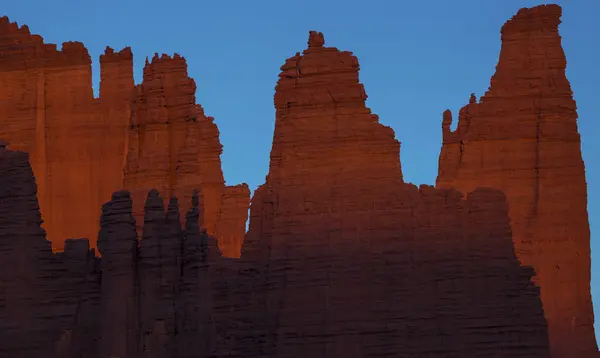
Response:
[123,55,249,257]
[0,19,248,255]
[0,17,133,251]
[0,4,597,358]
[236,32,550,358]
[0,154,223,358]
[436,5,598,357]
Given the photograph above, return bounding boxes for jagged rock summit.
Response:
[237,31,550,357]
[0,17,250,257]
[437,4,597,357]
[122,52,250,258]
[0,3,597,358]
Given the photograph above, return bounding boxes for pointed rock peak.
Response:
[0,16,22,34]
[442,110,452,126]
[469,93,477,104]
[167,197,180,217]
[144,189,164,211]
[308,31,325,48]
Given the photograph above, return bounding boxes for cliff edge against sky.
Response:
[0,3,596,358]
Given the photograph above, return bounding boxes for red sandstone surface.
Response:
[123,54,249,257]
[0,17,132,251]
[0,18,249,256]
[437,5,597,357]
[0,3,596,358]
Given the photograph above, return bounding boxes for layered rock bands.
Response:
[437,5,598,357]
[0,18,249,257]
[0,3,597,358]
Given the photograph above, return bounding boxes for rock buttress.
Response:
[123,54,249,258]
[237,32,550,358]
[0,17,133,250]
[436,5,598,357]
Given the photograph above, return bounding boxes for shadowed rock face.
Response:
[0,141,550,357]
[236,31,550,358]
[122,54,250,258]
[436,5,598,357]
[0,3,597,358]
[0,16,133,251]
[0,149,223,357]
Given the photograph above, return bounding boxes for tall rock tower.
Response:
[436,5,598,357]
[122,54,250,258]
[236,31,551,358]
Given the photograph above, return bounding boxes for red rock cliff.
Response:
[0,18,248,255]
[235,31,550,357]
[436,5,598,357]
[122,54,249,257]
[0,17,133,251]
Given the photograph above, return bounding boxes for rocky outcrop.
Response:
[0,17,133,251]
[0,4,597,358]
[0,147,56,357]
[122,54,249,258]
[0,18,248,255]
[436,5,598,357]
[236,31,550,358]
[0,145,223,357]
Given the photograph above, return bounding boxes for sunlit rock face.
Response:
[437,5,598,357]
[122,53,250,258]
[0,17,133,251]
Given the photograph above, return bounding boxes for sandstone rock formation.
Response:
[0,3,597,358]
[0,18,249,256]
[0,17,133,251]
[235,31,550,358]
[436,5,598,357]
[122,54,250,257]
[0,147,223,357]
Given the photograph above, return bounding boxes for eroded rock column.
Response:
[437,5,598,357]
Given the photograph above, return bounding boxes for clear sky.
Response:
[5,0,599,336]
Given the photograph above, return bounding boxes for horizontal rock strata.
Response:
[122,54,249,257]
[235,31,551,358]
[0,17,133,251]
[436,5,598,357]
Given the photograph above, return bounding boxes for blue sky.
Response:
[5,0,599,335]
